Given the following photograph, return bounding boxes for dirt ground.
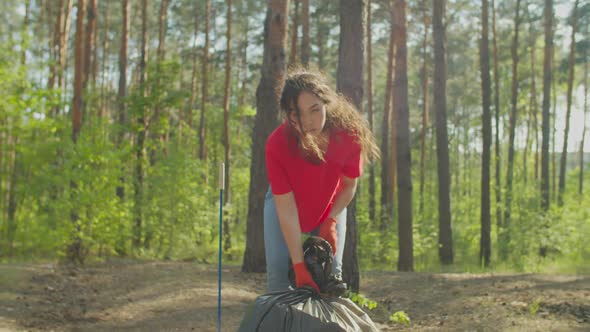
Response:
[0,260,588,331]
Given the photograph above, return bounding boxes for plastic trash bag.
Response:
[238,288,379,332]
[238,237,380,331]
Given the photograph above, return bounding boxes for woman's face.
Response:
[289,90,326,136]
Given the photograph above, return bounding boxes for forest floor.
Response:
[0,260,589,331]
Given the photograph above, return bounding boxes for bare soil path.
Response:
[0,260,588,331]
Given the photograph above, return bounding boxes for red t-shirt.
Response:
[265,122,363,232]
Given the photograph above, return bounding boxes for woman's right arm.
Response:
[273,191,304,264]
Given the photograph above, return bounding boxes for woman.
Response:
[264,69,380,293]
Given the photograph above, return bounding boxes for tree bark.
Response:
[242,0,289,273]
[289,0,299,67]
[116,0,130,201]
[557,0,579,206]
[198,0,211,160]
[337,0,365,292]
[366,0,376,222]
[540,0,553,213]
[132,0,149,250]
[502,0,520,260]
[419,6,429,216]
[380,4,395,229]
[68,0,86,264]
[72,0,85,143]
[433,0,453,265]
[300,0,310,66]
[579,43,588,196]
[479,0,492,267]
[83,0,97,90]
[21,0,31,65]
[187,3,199,136]
[392,0,413,272]
[99,0,109,119]
[491,0,501,239]
[222,0,233,252]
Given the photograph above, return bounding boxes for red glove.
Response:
[293,262,320,293]
[319,217,337,255]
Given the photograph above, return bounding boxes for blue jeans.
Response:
[264,187,347,292]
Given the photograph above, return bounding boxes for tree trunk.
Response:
[99,0,109,119]
[21,0,31,65]
[392,0,413,272]
[557,0,579,206]
[529,20,540,181]
[242,0,289,273]
[116,0,129,201]
[491,0,502,241]
[68,0,86,264]
[502,0,520,260]
[579,44,588,196]
[433,0,453,265]
[72,0,85,143]
[540,0,552,213]
[380,5,395,229]
[48,0,62,91]
[419,7,429,216]
[187,3,199,137]
[222,0,233,252]
[289,0,299,67]
[300,0,310,66]
[132,0,149,250]
[552,71,557,203]
[316,7,326,69]
[337,0,365,292]
[479,0,492,267]
[198,0,211,161]
[84,0,97,90]
[366,0,376,222]
[58,0,74,113]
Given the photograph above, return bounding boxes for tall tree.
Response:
[580,39,588,196]
[300,0,310,66]
[133,0,149,249]
[393,0,413,272]
[380,3,395,229]
[116,0,130,201]
[198,0,211,160]
[558,0,580,206]
[222,0,233,252]
[433,0,453,264]
[541,0,553,212]
[479,0,492,267]
[502,0,521,260]
[242,0,289,273]
[187,4,199,134]
[83,0,97,90]
[99,0,110,118]
[337,0,366,292]
[72,0,85,143]
[68,0,86,263]
[366,0,376,222]
[491,0,501,236]
[289,0,299,67]
[21,0,30,65]
[419,2,429,216]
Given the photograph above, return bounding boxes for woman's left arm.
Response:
[327,176,358,219]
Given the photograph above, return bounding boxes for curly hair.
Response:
[279,69,380,164]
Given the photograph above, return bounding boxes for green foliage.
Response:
[529,297,542,315]
[390,310,411,325]
[347,291,378,311]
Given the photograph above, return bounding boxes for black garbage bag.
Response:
[288,236,347,297]
[238,236,380,331]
